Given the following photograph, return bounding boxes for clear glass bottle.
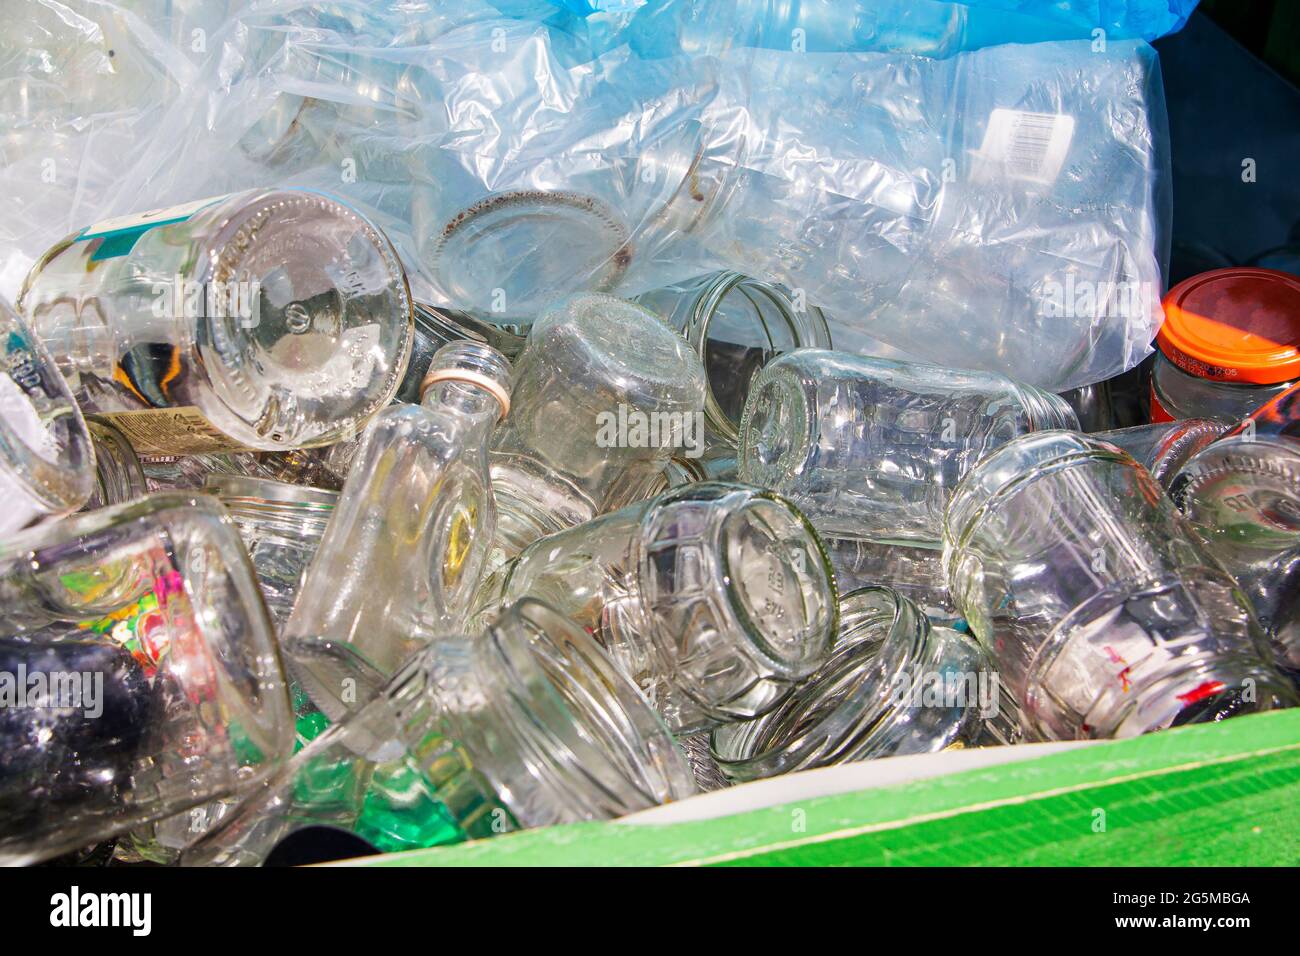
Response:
[711,587,990,782]
[1150,268,1300,424]
[0,294,95,537]
[286,342,513,720]
[489,293,707,561]
[82,416,148,511]
[1169,383,1300,672]
[944,431,1298,741]
[203,474,338,627]
[0,493,293,866]
[632,272,831,446]
[476,482,838,734]
[394,302,527,406]
[1093,419,1229,490]
[185,599,696,866]
[18,188,414,454]
[739,348,1078,546]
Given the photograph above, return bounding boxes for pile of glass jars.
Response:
[2,187,1297,868]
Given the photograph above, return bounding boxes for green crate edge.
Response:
[339,709,1300,866]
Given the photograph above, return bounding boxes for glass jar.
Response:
[711,587,989,782]
[633,272,831,445]
[287,342,513,720]
[83,416,148,511]
[819,536,957,625]
[18,188,414,453]
[944,431,1298,741]
[489,293,707,561]
[477,482,838,734]
[0,493,293,865]
[203,474,338,626]
[0,295,95,537]
[1093,419,1228,490]
[739,348,1078,546]
[1169,383,1300,671]
[1150,268,1300,423]
[184,599,696,866]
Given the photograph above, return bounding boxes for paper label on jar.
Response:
[79,195,226,261]
[972,109,1075,186]
[96,406,241,456]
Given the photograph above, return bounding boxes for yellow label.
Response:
[97,407,241,456]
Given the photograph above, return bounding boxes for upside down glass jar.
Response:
[1150,268,1300,424]
[739,348,1078,546]
[1169,383,1300,672]
[943,431,1298,740]
[0,295,95,537]
[475,481,838,734]
[18,188,414,454]
[710,587,989,783]
[184,599,696,866]
[0,493,293,865]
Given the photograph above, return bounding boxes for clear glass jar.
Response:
[203,474,338,626]
[286,342,513,720]
[1170,383,1300,671]
[1093,419,1228,490]
[820,536,957,625]
[18,188,414,453]
[185,599,696,866]
[1150,268,1300,424]
[0,295,95,536]
[944,431,1298,740]
[633,272,831,445]
[0,493,293,865]
[711,587,989,782]
[477,482,838,734]
[489,293,707,561]
[739,348,1078,546]
[82,416,148,511]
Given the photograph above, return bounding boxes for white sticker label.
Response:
[97,406,240,456]
[80,196,225,239]
[972,109,1075,186]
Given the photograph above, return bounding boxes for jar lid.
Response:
[1157,268,1300,384]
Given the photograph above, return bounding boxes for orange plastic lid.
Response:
[1157,268,1300,384]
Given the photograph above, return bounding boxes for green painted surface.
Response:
[342,710,1300,867]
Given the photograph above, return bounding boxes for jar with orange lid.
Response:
[1151,268,1300,424]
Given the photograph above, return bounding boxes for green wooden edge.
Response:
[341,709,1300,867]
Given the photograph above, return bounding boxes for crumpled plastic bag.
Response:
[0,0,1171,390]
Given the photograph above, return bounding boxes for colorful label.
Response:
[1148,383,1175,423]
[79,195,224,261]
[76,570,185,678]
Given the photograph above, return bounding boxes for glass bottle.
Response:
[1150,268,1300,424]
[203,474,338,627]
[476,482,838,734]
[0,493,293,866]
[0,294,95,537]
[943,431,1298,741]
[18,188,414,454]
[632,272,831,446]
[488,293,707,561]
[711,587,990,782]
[739,349,1078,546]
[184,599,696,866]
[394,302,527,405]
[1169,383,1300,671]
[1093,419,1229,490]
[286,342,513,720]
[82,416,148,511]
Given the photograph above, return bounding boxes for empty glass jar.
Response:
[489,293,707,561]
[1170,383,1300,671]
[18,188,414,454]
[286,342,513,719]
[711,587,989,782]
[944,431,1298,741]
[476,481,838,733]
[83,416,148,511]
[0,294,95,537]
[1093,419,1229,490]
[0,493,293,865]
[739,349,1078,546]
[185,599,695,866]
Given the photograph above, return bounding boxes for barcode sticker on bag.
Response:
[973,109,1075,186]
